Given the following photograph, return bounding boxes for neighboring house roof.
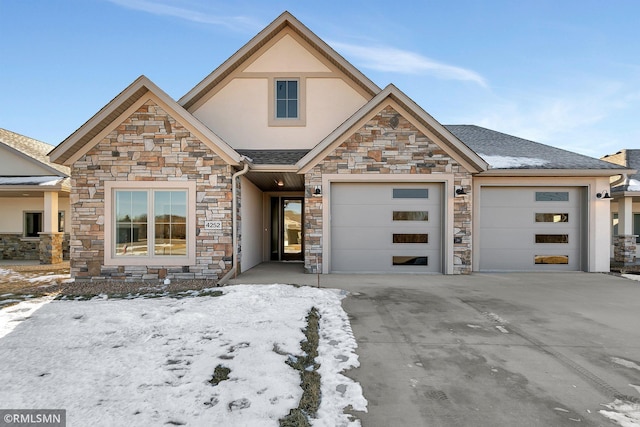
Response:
[0,128,69,177]
[48,76,243,167]
[297,84,489,174]
[179,11,381,111]
[601,149,640,192]
[447,125,629,175]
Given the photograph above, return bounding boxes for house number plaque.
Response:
[204,221,223,230]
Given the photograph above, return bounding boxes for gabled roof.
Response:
[179,11,381,111]
[0,128,69,177]
[447,125,631,176]
[296,84,489,174]
[49,76,242,167]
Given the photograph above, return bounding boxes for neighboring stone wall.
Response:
[70,99,234,281]
[39,232,64,264]
[0,234,39,260]
[614,234,637,264]
[304,106,473,274]
[0,233,69,262]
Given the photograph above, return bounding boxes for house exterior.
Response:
[0,128,70,263]
[601,149,640,264]
[48,12,632,282]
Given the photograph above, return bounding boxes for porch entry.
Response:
[270,197,303,261]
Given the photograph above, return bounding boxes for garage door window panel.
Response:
[393,234,428,243]
[393,256,428,266]
[535,213,569,223]
[535,255,569,264]
[393,189,429,199]
[393,211,428,221]
[535,234,569,244]
[535,192,569,202]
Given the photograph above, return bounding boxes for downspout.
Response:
[231,159,250,278]
[610,173,628,189]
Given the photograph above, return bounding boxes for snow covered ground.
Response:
[0,284,366,426]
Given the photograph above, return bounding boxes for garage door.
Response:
[479,187,585,271]
[331,182,442,273]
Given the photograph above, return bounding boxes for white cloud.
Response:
[106,0,261,31]
[331,41,487,87]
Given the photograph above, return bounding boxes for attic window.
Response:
[269,78,305,126]
[275,80,298,118]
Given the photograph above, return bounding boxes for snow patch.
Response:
[600,399,640,427]
[0,284,366,426]
[0,295,55,338]
[479,154,548,169]
[612,357,640,372]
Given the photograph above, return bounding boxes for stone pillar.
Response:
[614,234,637,264]
[39,232,64,264]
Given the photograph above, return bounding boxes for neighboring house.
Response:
[48,12,632,281]
[601,149,640,264]
[0,128,70,263]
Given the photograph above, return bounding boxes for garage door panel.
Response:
[479,187,584,271]
[331,183,442,273]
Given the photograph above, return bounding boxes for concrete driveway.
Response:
[228,265,640,426]
[339,272,640,426]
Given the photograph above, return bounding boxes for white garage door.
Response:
[331,182,442,273]
[479,187,586,271]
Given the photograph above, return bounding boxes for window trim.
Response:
[268,77,306,127]
[104,181,196,266]
[23,210,66,238]
[23,211,43,238]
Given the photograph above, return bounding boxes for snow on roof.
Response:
[0,176,66,186]
[479,154,548,169]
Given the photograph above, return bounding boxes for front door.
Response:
[271,197,303,261]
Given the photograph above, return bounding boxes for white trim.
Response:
[321,174,455,274]
[104,181,196,266]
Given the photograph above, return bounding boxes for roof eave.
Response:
[477,168,635,177]
[297,84,488,173]
[178,11,381,111]
[50,76,242,167]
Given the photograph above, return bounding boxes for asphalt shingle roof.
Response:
[446,125,625,170]
[237,149,310,165]
[0,128,70,176]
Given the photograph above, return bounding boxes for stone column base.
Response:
[614,234,637,264]
[39,232,64,264]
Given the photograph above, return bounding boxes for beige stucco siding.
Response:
[239,176,263,272]
[0,197,69,233]
[244,33,331,73]
[193,77,367,149]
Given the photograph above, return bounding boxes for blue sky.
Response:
[1,0,639,158]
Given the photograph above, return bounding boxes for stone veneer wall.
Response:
[304,106,473,274]
[0,234,39,260]
[614,234,637,264]
[70,100,233,281]
[0,233,70,261]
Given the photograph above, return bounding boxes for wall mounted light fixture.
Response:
[455,186,467,196]
[596,189,611,199]
[313,186,322,197]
